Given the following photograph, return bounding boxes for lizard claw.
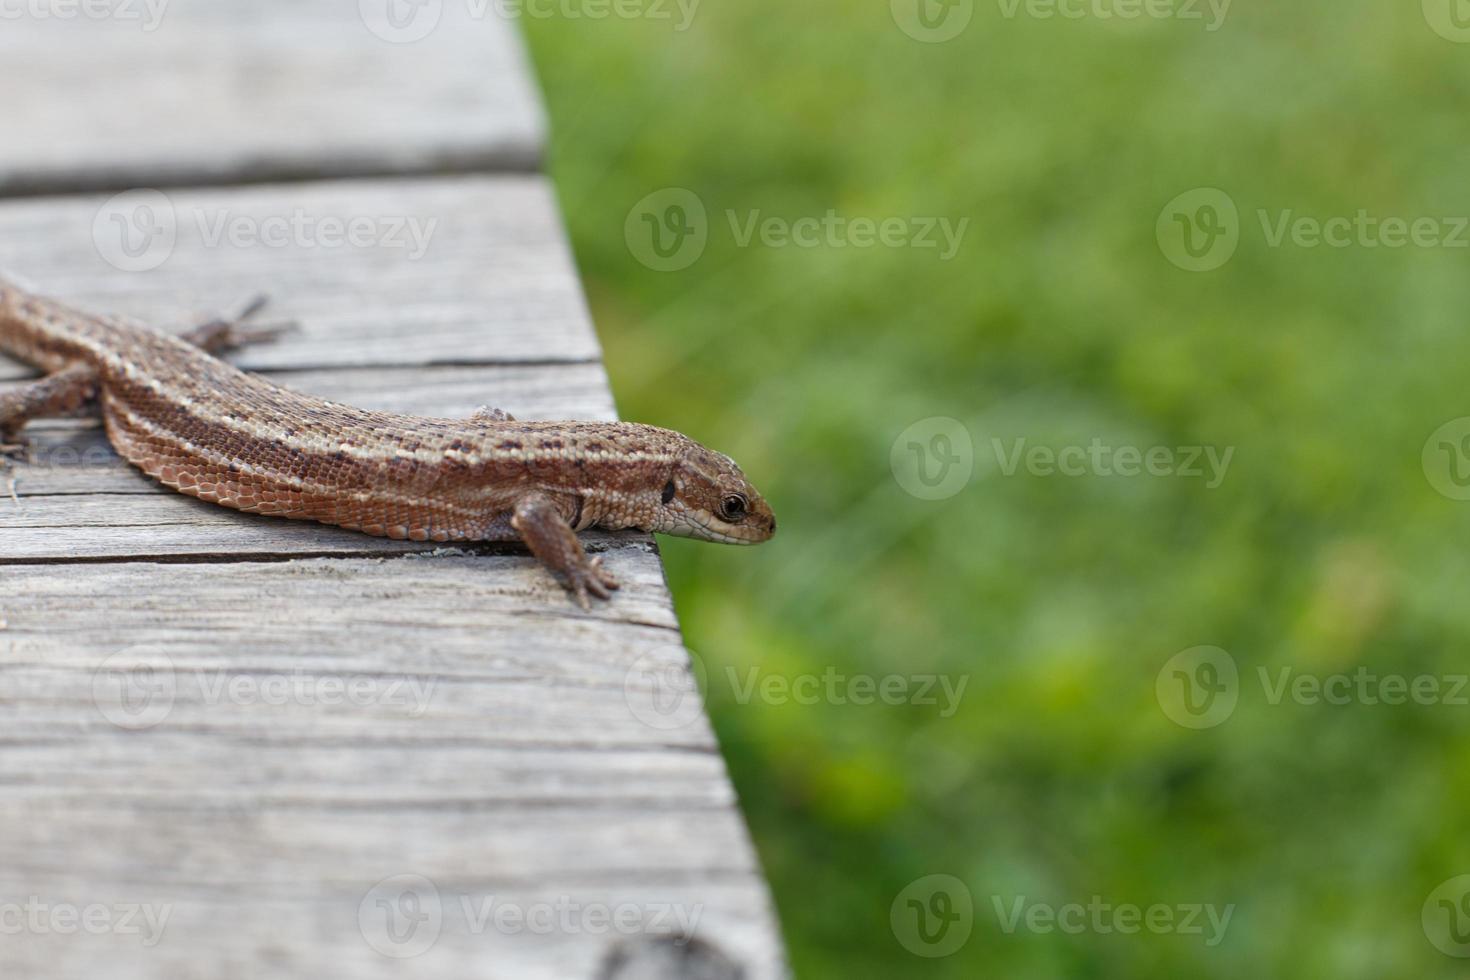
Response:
[566,556,620,609]
[0,434,30,463]
[222,293,298,345]
[226,321,298,347]
[469,406,517,424]
[0,436,29,505]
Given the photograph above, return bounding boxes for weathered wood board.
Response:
[0,0,546,193]
[0,176,604,375]
[0,175,788,977]
[0,560,780,979]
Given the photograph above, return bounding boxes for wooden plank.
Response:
[0,559,783,979]
[0,0,545,194]
[0,176,603,375]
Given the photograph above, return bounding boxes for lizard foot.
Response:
[0,436,29,505]
[470,405,517,424]
[183,294,299,353]
[226,294,299,344]
[0,434,30,463]
[565,555,621,610]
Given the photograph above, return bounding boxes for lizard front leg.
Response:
[0,362,100,454]
[511,491,620,609]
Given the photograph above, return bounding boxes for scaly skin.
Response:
[0,280,776,606]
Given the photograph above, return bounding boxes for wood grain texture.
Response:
[0,175,788,975]
[0,176,605,375]
[0,559,784,979]
[0,0,545,194]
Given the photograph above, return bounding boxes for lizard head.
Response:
[655,439,776,545]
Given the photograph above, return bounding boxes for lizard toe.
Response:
[588,556,621,591]
[0,434,31,462]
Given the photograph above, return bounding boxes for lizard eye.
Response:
[720,494,748,522]
[662,480,677,505]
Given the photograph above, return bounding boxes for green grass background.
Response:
[522,1,1470,975]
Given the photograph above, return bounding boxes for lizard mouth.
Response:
[664,510,775,545]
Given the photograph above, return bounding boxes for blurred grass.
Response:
[522,1,1470,976]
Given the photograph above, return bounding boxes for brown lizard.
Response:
[0,280,776,607]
